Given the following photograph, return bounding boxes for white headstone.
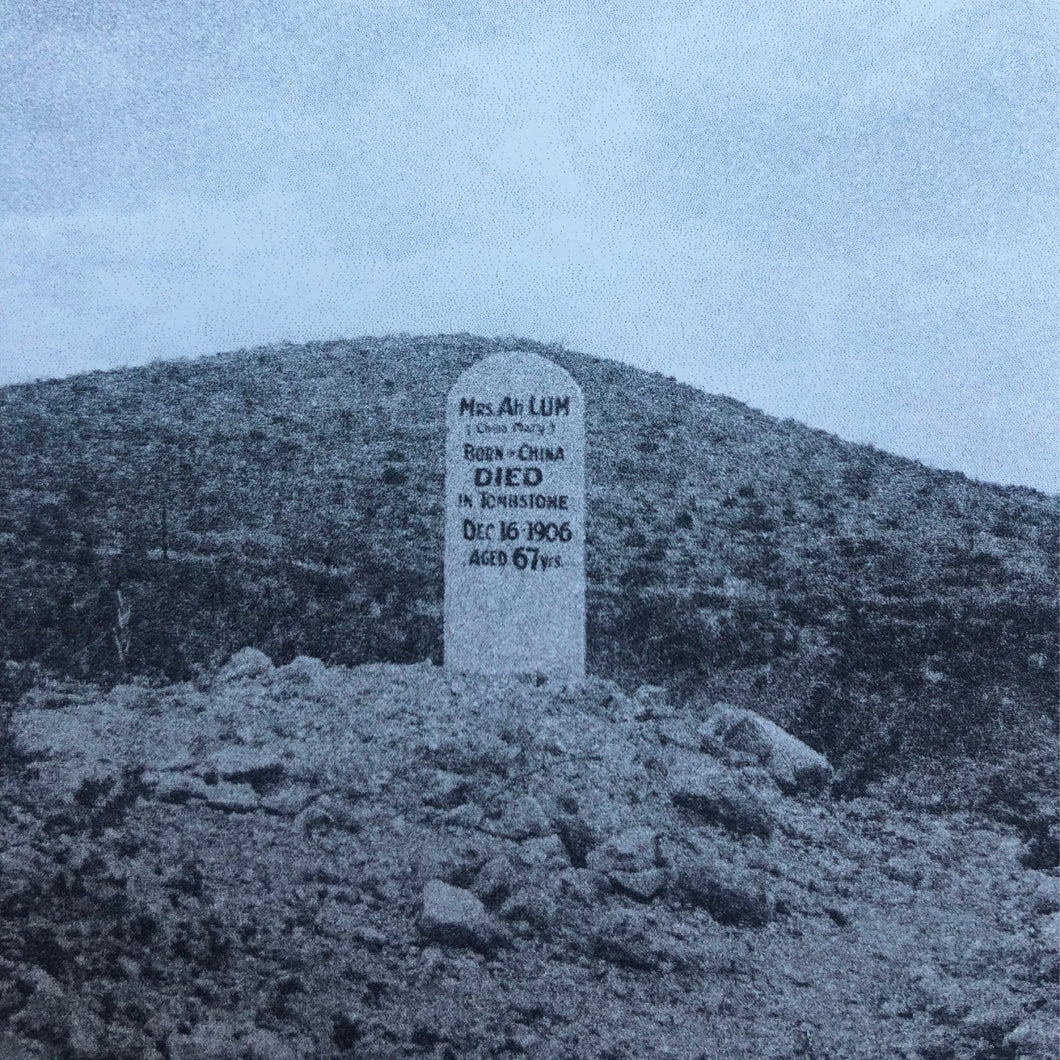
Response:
[444,351,585,678]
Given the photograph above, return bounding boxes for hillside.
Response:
[0,335,1057,798]
[0,655,1056,1058]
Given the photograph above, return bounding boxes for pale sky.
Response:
[2,0,1057,491]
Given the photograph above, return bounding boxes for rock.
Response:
[592,909,659,969]
[499,886,559,930]
[294,793,361,835]
[609,868,667,902]
[472,856,518,907]
[420,835,489,887]
[824,904,852,927]
[351,925,388,948]
[516,835,569,869]
[591,908,689,969]
[605,690,637,721]
[260,785,315,816]
[677,862,775,927]
[483,795,552,840]
[652,719,700,750]
[553,813,596,868]
[204,747,285,791]
[216,648,273,683]
[147,772,213,804]
[431,732,521,777]
[556,868,610,908]
[586,827,659,874]
[423,770,470,810]
[698,705,832,796]
[203,781,261,813]
[443,803,485,829]
[668,758,775,839]
[418,880,509,955]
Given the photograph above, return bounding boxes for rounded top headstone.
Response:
[443,350,585,678]
[448,351,578,399]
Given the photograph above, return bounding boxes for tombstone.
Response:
[444,351,585,678]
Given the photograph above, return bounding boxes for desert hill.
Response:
[0,652,1056,1058]
[0,334,1057,797]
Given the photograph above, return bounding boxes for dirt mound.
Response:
[1,655,1056,1058]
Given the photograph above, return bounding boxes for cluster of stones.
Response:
[410,688,837,961]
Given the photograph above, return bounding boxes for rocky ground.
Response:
[1,650,1056,1059]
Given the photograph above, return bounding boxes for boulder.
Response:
[669,758,775,839]
[418,880,509,955]
[482,795,552,840]
[609,868,668,903]
[699,705,832,796]
[499,886,559,931]
[203,781,262,813]
[472,855,518,906]
[591,908,693,970]
[443,803,485,829]
[516,835,569,870]
[205,747,285,791]
[586,827,659,874]
[422,770,471,810]
[553,813,597,868]
[677,862,775,927]
[591,908,664,969]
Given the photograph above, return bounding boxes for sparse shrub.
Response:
[0,334,1056,813]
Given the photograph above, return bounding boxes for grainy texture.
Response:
[1,656,1055,1058]
[0,335,1055,806]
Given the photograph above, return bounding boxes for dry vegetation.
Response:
[0,334,1056,808]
